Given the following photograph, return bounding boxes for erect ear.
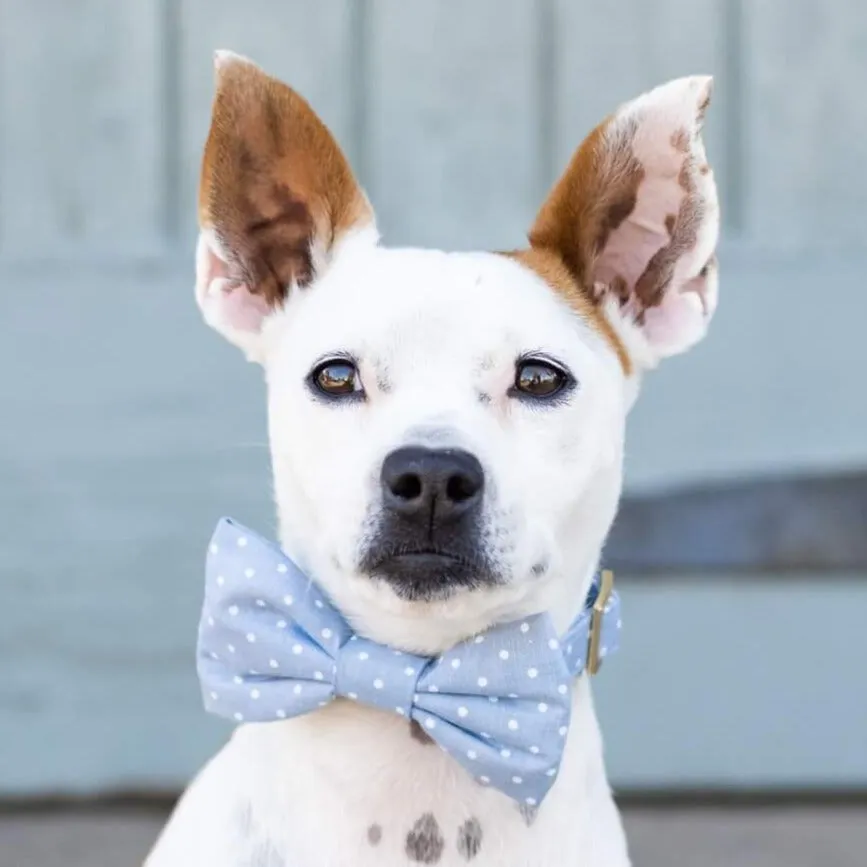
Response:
[196,51,375,360]
[529,77,719,368]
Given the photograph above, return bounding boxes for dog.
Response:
[146,50,719,867]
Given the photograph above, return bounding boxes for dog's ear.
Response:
[196,51,375,360]
[530,76,719,368]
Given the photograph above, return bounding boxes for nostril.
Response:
[446,473,480,504]
[391,472,423,501]
[381,446,484,521]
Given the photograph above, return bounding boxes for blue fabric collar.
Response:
[197,518,622,807]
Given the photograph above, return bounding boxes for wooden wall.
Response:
[1,0,865,796]
[3,0,866,258]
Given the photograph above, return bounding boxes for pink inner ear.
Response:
[196,232,273,335]
[220,280,272,332]
[592,125,714,312]
[593,169,689,293]
[587,78,718,346]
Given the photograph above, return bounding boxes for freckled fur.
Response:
[517,803,539,827]
[406,813,445,864]
[147,55,720,867]
[457,818,483,860]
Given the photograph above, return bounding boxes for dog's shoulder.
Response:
[145,731,261,866]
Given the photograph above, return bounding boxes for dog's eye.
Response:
[513,359,570,399]
[310,359,362,398]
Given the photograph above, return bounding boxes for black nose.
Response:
[381,446,484,526]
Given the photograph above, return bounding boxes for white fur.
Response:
[147,71,720,867]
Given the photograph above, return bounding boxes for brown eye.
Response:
[513,359,570,399]
[311,359,362,398]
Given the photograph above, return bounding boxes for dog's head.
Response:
[196,52,718,652]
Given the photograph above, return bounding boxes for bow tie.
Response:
[197,518,622,807]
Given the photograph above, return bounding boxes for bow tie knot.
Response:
[197,518,621,807]
[334,636,428,716]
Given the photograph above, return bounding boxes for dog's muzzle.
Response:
[360,446,497,599]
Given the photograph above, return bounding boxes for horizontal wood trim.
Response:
[608,470,867,573]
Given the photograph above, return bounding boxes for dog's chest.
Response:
[232,700,629,867]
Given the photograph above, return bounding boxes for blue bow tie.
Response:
[197,518,622,807]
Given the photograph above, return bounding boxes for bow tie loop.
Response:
[204,518,353,652]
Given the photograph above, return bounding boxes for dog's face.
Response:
[262,245,629,624]
[195,52,719,651]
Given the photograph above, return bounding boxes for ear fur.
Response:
[530,76,719,368]
[195,52,375,359]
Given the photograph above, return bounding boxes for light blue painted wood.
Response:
[744,0,867,250]
[595,578,867,788]
[624,247,867,490]
[0,266,268,795]
[0,0,165,258]
[2,0,867,796]
[366,0,541,250]
[553,0,729,213]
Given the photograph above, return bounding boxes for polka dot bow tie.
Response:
[197,518,622,807]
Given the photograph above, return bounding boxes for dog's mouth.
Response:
[361,544,498,602]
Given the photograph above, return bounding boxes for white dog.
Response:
[146,50,719,867]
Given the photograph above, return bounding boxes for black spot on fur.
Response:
[457,818,483,860]
[517,803,539,826]
[367,823,383,845]
[406,813,445,863]
[376,371,392,394]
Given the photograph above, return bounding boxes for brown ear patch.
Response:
[213,149,316,304]
[199,55,371,307]
[528,120,646,291]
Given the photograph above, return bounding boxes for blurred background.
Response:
[1,1,865,864]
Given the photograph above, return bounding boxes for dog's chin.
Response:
[365,552,499,602]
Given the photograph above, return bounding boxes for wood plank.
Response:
[0,0,164,257]
[553,0,729,220]
[623,248,867,491]
[609,471,867,573]
[177,0,354,242]
[366,0,540,250]
[743,0,867,249]
[5,561,866,792]
[0,265,270,795]
[595,579,867,789]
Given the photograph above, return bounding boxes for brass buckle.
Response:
[587,570,614,676]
